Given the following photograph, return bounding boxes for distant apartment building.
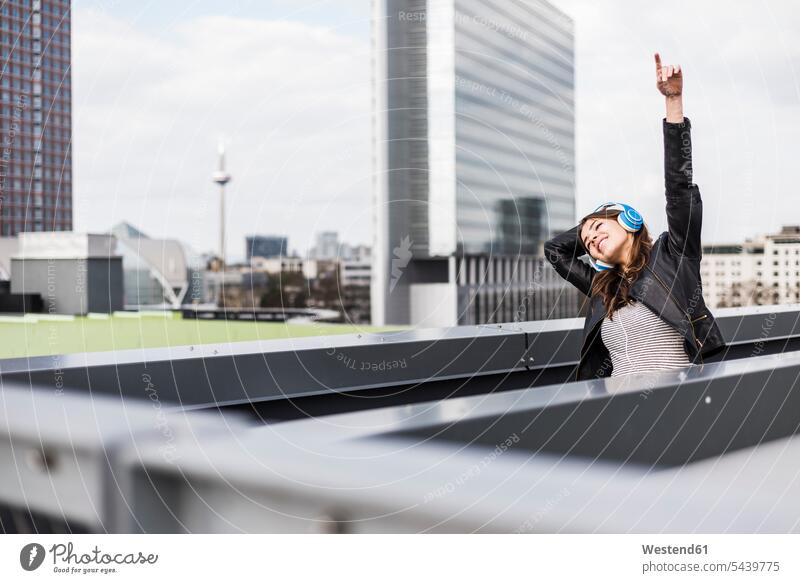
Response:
[311,231,340,260]
[246,235,288,260]
[212,248,372,322]
[701,225,800,308]
[340,247,372,324]
[308,232,369,262]
[0,0,73,235]
[344,243,371,263]
[371,0,579,327]
[248,255,320,278]
[340,259,371,288]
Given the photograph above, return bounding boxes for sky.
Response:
[71,0,800,260]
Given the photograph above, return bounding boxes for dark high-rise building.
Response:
[246,235,288,260]
[0,0,72,236]
[371,0,579,326]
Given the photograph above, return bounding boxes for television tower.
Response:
[211,140,232,269]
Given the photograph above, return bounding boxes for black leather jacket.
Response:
[544,117,726,381]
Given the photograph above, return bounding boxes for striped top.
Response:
[600,300,691,377]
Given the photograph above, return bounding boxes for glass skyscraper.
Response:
[371,0,580,326]
[0,0,72,236]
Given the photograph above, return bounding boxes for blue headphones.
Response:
[585,202,644,272]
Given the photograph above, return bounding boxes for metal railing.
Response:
[1,304,800,532]
[0,304,796,418]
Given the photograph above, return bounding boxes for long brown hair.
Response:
[579,208,653,320]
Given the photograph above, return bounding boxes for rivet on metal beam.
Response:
[25,447,58,474]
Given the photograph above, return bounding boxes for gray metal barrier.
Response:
[3,344,800,532]
[115,349,800,532]
[1,304,800,532]
[0,304,796,421]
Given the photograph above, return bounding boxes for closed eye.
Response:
[587,222,604,249]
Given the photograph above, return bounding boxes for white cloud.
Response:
[73,8,372,260]
[73,0,800,259]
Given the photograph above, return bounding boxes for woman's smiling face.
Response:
[580,214,632,264]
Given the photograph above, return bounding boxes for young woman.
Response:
[544,53,726,380]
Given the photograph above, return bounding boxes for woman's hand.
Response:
[655,52,682,97]
[655,52,684,123]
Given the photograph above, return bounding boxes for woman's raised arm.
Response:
[656,52,703,259]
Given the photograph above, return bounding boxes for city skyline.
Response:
[68,0,800,261]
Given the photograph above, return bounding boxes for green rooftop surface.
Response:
[0,312,406,358]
